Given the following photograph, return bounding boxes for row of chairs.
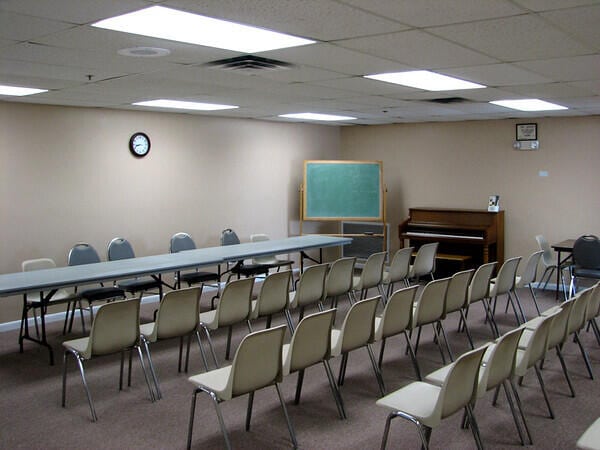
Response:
[375,281,600,449]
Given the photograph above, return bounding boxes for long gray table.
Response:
[0,235,351,364]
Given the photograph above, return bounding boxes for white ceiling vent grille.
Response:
[205,55,292,74]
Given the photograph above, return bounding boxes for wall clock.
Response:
[129,132,150,157]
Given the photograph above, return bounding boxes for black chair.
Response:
[66,243,125,333]
[170,232,220,290]
[107,237,163,298]
[570,235,600,295]
[220,229,272,282]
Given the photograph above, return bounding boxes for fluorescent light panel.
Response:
[93,6,315,53]
[133,99,238,111]
[365,70,485,91]
[0,84,47,96]
[490,99,567,111]
[279,113,357,122]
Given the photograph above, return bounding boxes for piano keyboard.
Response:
[405,231,484,241]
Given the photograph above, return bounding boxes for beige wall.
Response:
[340,116,600,259]
[0,102,341,322]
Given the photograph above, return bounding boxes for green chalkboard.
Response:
[303,160,383,221]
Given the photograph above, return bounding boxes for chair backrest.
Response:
[230,325,286,397]
[517,312,558,375]
[292,263,328,308]
[287,309,335,373]
[68,243,101,266]
[468,262,497,304]
[339,296,379,353]
[491,256,521,295]
[585,282,600,322]
[444,269,475,316]
[413,277,450,326]
[216,277,254,326]
[411,242,438,278]
[568,287,593,334]
[154,287,202,340]
[438,344,488,420]
[378,285,419,339]
[547,298,576,349]
[221,228,241,246]
[535,235,555,268]
[22,258,56,272]
[478,327,524,397]
[86,298,140,357]
[358,251,387,289]
[386,247,413,283]
[107,237,136,261]
[170,232,196,253]
[255,270,291,316]
[517,251,543,287]
[573,235,600,269]
[325,257,356,298]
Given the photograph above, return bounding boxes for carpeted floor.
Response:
[1,283,599,449]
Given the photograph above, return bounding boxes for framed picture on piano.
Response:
[488,195,500,212]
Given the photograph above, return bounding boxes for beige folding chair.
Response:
[442,269,475,348]
[186,325,296,450]
[513,310,560,441]
[325,257,356,308]
[515,250,544,316]
[351,251,387,302]
[250,233,294,274]
[411,277,452,371]
[426,327,529,445]
[374,285,420,380]
[577,417,600,450]
[61,298,156,422]
[331,296,386,397]
[140,286,208,399]
[288,263,328,321]
[376,344,489,450]
[282,309,346,419]
[464,262,497,339]
[563,287,595,380]
[383,247,413,297]
[489,256,523,332]
[408,242,438,283]
[199,277,254,367]
[536,234,570,299]
[584,281,600,345]
[248,270,293,332]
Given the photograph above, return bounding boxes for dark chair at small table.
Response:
[570,235,600,295]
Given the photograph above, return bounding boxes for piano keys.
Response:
[399,207,504,267]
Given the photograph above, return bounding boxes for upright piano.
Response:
[399,207,504,267]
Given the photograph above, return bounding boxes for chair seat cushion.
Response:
[573,267,600,279]
[140,322,157,342]
[199,309,218,329]
[79,286,125,301]
[117,277,161,292]
[180,271,219,284]
[63,336,90,356]
[26,289,78,306]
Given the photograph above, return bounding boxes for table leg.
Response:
[19,290,55,365]
[556,250,562,300]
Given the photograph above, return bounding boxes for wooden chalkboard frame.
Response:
[301,160,384,221]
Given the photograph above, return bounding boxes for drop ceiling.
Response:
[1,0,599,125]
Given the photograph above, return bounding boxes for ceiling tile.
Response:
[443,63,550,86]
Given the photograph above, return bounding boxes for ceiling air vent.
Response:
[205,55,292,74]
[427,97,470,104]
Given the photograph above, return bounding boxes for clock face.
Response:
[129,132,150,157]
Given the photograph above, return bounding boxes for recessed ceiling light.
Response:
[133,99,238,111]
[489,99,568,111]
[0,84,47,96]
[118,47,171,58]
[364,70,485,91]
[93,6,315,53]
[279,113,357,122]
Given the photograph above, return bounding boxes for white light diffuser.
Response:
[364,70,485,91]
[133,99,238,111]
[279,113,357,121]
[490,99,567,111]
[93,6,315,53]
[0,85,47,96]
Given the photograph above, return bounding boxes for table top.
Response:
[552,239,576,252]
[0,235,351,297]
